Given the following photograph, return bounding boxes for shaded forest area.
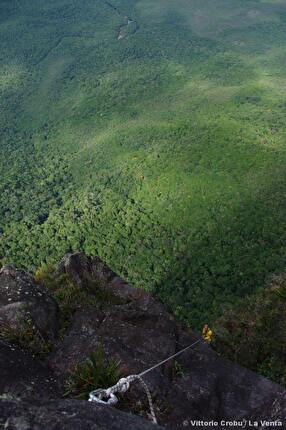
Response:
[1,0,286,326]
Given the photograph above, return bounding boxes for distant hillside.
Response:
[1,0,286,326]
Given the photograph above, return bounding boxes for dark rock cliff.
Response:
[0,252,285,429]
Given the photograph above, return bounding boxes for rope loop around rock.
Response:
[89,374,158,424]
[89,375,138,406]
[89,389,119,405]
[89,338,204,425]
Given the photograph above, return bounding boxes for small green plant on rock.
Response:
[65,346,121,399]
[35,266,121,337]
[36,270,97,337]
[52,277,98,336]
[0,320,53,357]
[172,360,185,378]
[34,264,56,283]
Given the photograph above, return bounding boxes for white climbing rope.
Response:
[137,375,158,425]
[89,375,138,405]
[138,339,202,378]
[89,338,203,425]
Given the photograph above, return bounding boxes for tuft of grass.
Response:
[34,264,56,283]
[40,273,97,337]
[64,346,121,400]
[0,320,53,357]
[172,360,185,378]
[36,267,121,336]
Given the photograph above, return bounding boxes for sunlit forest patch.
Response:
[1,0,286,327]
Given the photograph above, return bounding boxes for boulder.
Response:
[250,391,286,427]
[0,266,59,341]
[0,399,166,430]
[49,295,177,398]
[56,252,148,302]
[0,338,60,401]
[170,328,284,427]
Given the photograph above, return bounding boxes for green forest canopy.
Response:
[1,0,286,326]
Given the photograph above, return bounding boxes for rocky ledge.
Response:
[0,252,285,429]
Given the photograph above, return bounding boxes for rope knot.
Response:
[117,377,131,394]
[89,338,203,425]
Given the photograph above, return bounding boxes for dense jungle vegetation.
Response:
[1,0,286,327]
[215,272,286,386]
